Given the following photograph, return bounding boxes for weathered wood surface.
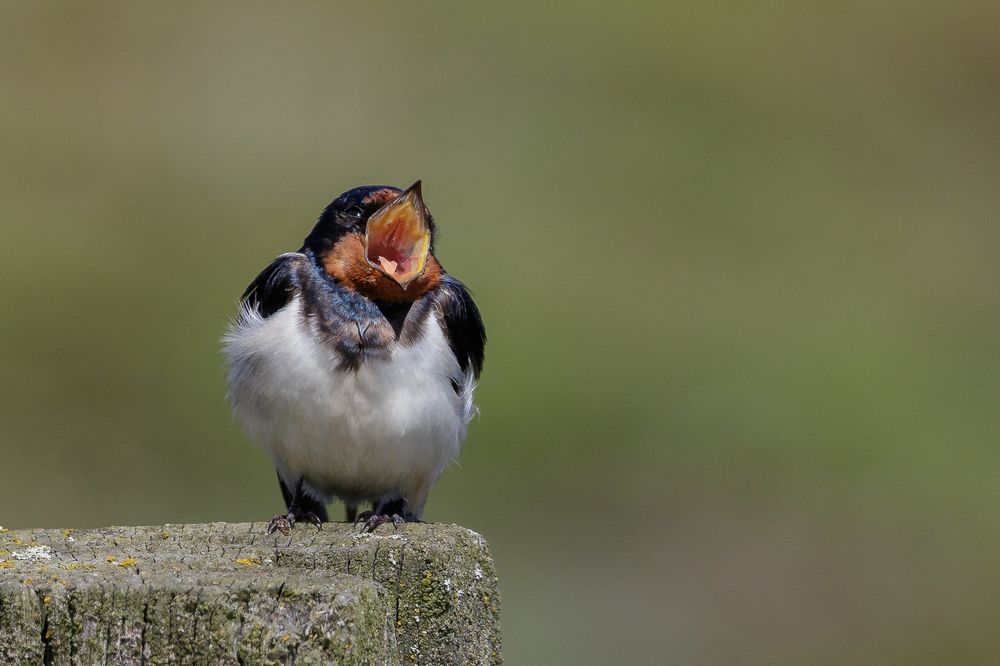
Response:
[0,522,500,665]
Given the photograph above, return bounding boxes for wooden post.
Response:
[0,522,501,665]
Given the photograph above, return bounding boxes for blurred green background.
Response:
[2,2,999,663]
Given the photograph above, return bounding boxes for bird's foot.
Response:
[355,511,405,533]
[266,510,324,536]
[266,513,295,535]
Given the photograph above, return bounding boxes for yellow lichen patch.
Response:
[235,557,262,567]
[160,532,170,540]
[0,560,14,569]
[105,556,116,563]
[43,595,51,606]
[62,529,74,538]
[118,558,137,568]
[11,538,23,545]
[63,563,97,572]
[281,634,291,642]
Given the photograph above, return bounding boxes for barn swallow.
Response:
[223,182,485,534]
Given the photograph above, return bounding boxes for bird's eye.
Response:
[337,205,365,227]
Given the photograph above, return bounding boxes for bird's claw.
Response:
[266,511,324,535]
[355,511,404,533]
[304,512,324,528]
[267,513,294,535]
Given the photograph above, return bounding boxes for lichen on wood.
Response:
[0,522,501,665]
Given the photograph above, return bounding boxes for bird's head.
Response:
[303,181,441,302]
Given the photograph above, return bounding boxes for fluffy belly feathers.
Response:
[224,297,472,513]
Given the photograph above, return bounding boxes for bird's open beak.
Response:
[364,181,431,288]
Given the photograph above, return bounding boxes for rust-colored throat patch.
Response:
[364,183,431,288]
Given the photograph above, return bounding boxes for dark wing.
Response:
[240,252,311,318]
[435,275,486,378]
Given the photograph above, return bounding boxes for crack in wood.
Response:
[37,590,52,666]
